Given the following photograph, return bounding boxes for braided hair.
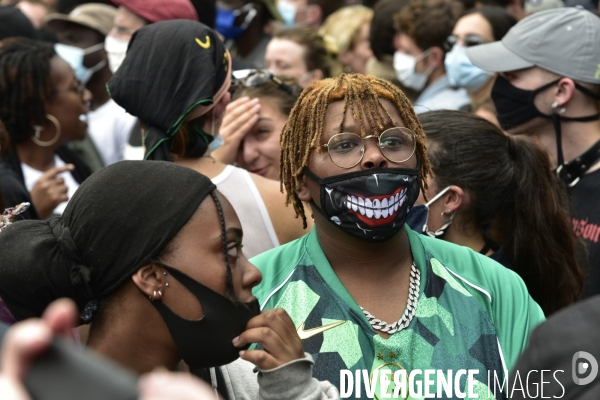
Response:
[0,38,56,144]
[280,73,432,228]
[209,190,239,303]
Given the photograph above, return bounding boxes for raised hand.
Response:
[212,97,261,165]
[30,164,74,219]
[233,308,305,371]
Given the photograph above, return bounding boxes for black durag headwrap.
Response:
[108,20,231,161]
[0,161,216,323]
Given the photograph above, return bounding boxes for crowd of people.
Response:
[0,0,599,399]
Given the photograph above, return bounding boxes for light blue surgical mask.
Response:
[54,43,106,84]
[444,45,493,94]
[277,0,297,27]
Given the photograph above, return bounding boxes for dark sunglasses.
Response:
[231,69,296,96]
[444,34,486,51]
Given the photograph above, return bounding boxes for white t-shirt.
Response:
[21,155,79,215]
[87,99,137,166]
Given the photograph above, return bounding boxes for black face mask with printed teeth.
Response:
[304,164,420,243]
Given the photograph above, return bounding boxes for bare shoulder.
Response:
[249,173,313,244]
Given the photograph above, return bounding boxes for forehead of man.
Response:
[322,98,406,140]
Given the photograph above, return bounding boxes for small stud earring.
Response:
[165,282,169,287]
[163,272,167,276]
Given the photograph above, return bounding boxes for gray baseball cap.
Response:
[467,8,600,84]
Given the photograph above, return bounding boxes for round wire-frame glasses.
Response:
[320,127,417,169]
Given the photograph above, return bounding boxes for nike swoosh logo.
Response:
[196,36,210,49]
[297,320,346,340]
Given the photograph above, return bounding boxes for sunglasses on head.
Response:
[444,34,486,51]
[230,69,296,96]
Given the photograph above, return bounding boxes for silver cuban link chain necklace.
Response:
[360,263,420,334]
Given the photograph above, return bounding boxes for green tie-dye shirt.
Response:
[251,227,544,399]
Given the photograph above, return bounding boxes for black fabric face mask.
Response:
[492,75,600,172]
[150,262,260,374]
[491,75,559,131]
[304,166,420,243]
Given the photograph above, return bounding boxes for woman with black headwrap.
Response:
[107,20,311,259]
[0,160,338,399]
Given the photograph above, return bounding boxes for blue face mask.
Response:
[444,45,493,94]
[54,43,106,84]
[215,4,256,41]
[277,0,297,27]
[405,186,454,239]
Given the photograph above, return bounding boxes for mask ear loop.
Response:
[552,101,566,168]
[426,210,455,238]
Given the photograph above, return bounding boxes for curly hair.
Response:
[280,73,432,228]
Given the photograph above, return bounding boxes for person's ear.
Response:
[553,78,576,109]
[393,33,401,51]
[442,185,464,215]
[299,70,322,87]
[307,4,322,26]
[297,173,312,202]
[429,47,445,69]
[312,69,324,81]
[131,263,167,299]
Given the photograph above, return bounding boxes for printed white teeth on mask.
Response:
[345,189,407,219]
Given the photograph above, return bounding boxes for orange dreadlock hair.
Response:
[280,73,433,228]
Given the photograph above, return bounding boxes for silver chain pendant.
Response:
[360,263,420,334]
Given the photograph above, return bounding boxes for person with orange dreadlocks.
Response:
[250,74,545,398]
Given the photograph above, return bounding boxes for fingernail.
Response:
[239,350,245,357]
[232,336,239,344]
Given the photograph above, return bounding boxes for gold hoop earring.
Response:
[31,114,61,147]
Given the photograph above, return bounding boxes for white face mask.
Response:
[105,36,129,73]
[393,49,433,91]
